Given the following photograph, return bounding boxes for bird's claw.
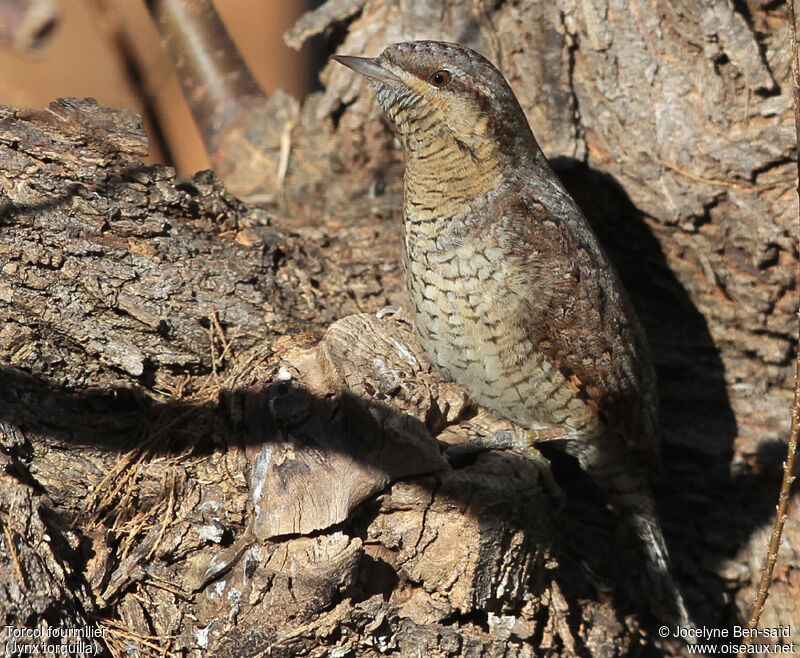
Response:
[445,429,565,509]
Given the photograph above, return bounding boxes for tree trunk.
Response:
[1,1,798,656]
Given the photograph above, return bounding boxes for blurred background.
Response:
[0,0,320,175]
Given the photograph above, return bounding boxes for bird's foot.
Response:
[375,305,404,319]
[445,428,565,509]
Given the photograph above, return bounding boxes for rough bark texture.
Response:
[1,0,799,656]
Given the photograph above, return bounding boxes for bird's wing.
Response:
[494,191,661,468]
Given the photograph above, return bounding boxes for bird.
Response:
[333,40,691,629]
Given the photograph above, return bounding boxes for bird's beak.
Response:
[331,55,400,83]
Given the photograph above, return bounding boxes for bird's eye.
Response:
[428,69,452,88]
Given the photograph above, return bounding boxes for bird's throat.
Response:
[402,136,502,222]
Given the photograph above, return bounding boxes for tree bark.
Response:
[1,0,798,656]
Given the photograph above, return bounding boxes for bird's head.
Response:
[333,41,537,168]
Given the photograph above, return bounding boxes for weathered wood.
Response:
[0,98,629,655]
[309,0,800,646]
[1,0,799,654]
[0,98,376,394]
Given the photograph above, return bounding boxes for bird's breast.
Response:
[401,220,599,433]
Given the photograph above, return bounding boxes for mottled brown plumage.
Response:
[334,40,690,627]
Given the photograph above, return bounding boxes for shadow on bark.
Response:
[553,159,769,640]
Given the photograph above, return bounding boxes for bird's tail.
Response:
[628,502,693,633]
[579,444,693,633]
